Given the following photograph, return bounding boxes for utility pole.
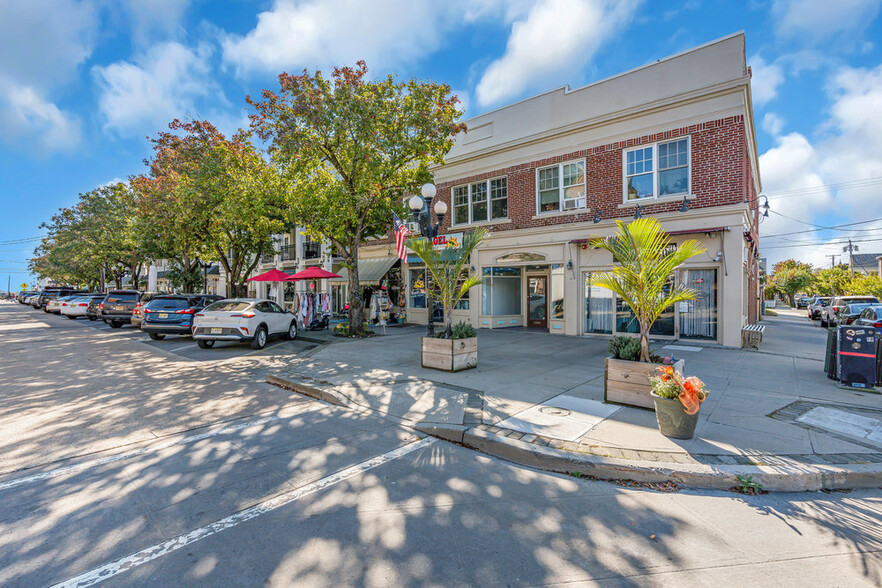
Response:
[843,240,859,277]
[827,254,839,269]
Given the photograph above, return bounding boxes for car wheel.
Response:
[148,333,165,340]
[110,321,122,329]
[197,339,215,349]
[288,320,298,340]
[88,316,97,321]
[66,315,77,320]
[251,325,268,350]
[820,316,827,328]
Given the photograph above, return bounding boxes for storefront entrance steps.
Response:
[268,315,882,491]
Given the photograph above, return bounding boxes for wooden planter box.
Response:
[604,357,685,410]
[421,336,477,372]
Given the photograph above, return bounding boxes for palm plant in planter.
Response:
[590,218,705,409]
[408,228,488,371]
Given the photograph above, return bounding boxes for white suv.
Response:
[192,298,297,349]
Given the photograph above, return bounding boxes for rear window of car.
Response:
[844,297,878,303]
[106,292,138,302]
[204,300,250,312]
[147,297,190,310]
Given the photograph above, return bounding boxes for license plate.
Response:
[210,328,223,334]
[115,305,125,310]
[158,313,168,319]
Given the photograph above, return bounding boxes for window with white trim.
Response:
[537,160,586,213]
[452,177,507,225]
[624,137,690,200]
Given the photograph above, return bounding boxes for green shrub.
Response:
[608,336,641,361]
[436,321,477,340]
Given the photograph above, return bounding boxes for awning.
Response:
[331,257,398,284]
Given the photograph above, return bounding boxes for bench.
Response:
[741,323,766,349]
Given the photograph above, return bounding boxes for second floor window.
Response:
[452,177,507,225]
[537,160,586,213]
[625,137,690,200]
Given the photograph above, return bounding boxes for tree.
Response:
[166,261,204,292]
[407,229,487,338]
[811,265,850,296]
[846,273,882,298]
[590,218,706,363]
[766,259,814,306]
[248,61,466,335]
[138,120,291,297]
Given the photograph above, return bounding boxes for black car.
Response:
[85,295,108,321]
[796,296,812,309]
[101,290,142,328]
[140,294,224,340]
[833,302,877,326]
[855,305,882,329]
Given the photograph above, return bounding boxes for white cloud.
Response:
[119,0,191,47]
[93,42,218,136]
[474,0,640,107]
[772,0,881,43]
[762,112,785,136]
[222,0,454,76]
[0,80,81,154]
[749,55,785,106]
[760,62,882,265]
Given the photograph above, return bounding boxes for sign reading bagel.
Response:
[431,232,462,251]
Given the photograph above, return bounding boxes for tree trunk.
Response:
[639,320,651,363]
[346,243,364,336]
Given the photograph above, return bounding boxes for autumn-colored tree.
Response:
[248,61,466,335]
[766,259,814,306]
[811,265,850,296]
[845,273,882,298]
[138,120,291,296]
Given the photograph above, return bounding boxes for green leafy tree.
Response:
[811,265,850,296]
[406,229,488,338]
[590,218,706,363]
[166,261,204,292]
[248,61,466,335]
[845,273,882,298]
[766,259,814,305]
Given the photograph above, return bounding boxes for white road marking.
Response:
[0,404,324,492]
[51,436,435,588]
[166,343,197,352]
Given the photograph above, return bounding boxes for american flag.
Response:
[392,212,410,261]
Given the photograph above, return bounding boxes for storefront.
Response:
[331,256,406,323]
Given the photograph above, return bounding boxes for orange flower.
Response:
[678,377,706,415]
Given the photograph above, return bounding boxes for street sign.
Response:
[20,283,28,290]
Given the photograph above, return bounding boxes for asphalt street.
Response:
[1,301,881,586]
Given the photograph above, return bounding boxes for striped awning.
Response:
[330,257,398,284]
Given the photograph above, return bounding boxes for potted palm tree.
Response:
[408,228,488,372]
[590,218,705,409]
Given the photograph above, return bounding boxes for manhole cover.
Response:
[538,406,572,417]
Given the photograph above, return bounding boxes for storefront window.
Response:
[650,278,675,336]
[680,268,717,339]
[584,272,613,334]
[550,266,564,320]
[409,268,426,308]
[481,267,522,316]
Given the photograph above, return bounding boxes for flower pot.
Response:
[421,336,477,372]
[604,357,686,410]
[651,392,699,439]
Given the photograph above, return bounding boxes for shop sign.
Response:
[431,232,463,251]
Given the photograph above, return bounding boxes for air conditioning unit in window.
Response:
[406,221,421,234]
[562,197,586,211]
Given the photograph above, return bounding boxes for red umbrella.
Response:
[285,266,342,280]
[247,269,292,282]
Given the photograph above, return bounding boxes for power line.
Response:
[761,215,882,239]
[761,234,882,250]
[764,175,882,200]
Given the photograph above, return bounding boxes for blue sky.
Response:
[2,0,882,287]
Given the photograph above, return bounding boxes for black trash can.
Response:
[876,329,882,387]
[825,326,839,380]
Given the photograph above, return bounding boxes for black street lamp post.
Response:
[196,259,212,293]
[407,183,448,336]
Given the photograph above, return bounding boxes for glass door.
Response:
[584,272,613,334]
[679,268,717,340]
[527,276,548,329]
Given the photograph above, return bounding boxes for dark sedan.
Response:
[833,302,877,326]
[101,290,141,328]
[855,305,882,329]
[140,294,224,340]
[85,295,107,321]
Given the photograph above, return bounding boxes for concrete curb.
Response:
[457,427,882,492]
[268,374,882,492]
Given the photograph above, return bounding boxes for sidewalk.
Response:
[271,310,882,491]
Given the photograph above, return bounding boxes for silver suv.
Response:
[807,296,831,321]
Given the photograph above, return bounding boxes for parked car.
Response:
[60,295,98,319]
[18,291,36,304]
[46,295,79,314]
[822,295,881,328]
[86,295,106,321]
[192,298,297,350]
[796,296,812,309]
[37,288,87,311]
[808,296,831,321]
[141,294,224,340]
[854,305,882,328]
[130,292,160,328]
[101,290,142,328]
[832,302,877,327]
